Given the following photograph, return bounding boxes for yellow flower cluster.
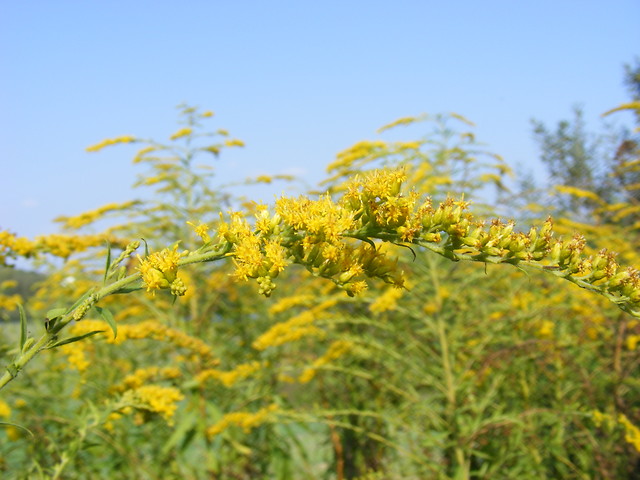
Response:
[255,175,273,184]
[86,135,136,152]
[0,231,37,264]
[298,339,353,383]
[274,190,407,294]
[268,294,316,315]
[0,293,21,311]
[377,115,423,133]
[252,300,336,350]
[112,366,182,392]
[218,210,289,296]
[196,361,267,387]
[113,304,148,321]
[215,170,425,296]
[593,410,640,453]
[55,201,140,229]
[224,138,245,147]
[38,234,128,259]
[555,185,604,203]
[187,221,211,243]
[60,343,91,372]
[369,286,404,314]
[619,414,640,453]
[132,145,157,163]
[326,140,389,173]
[138,246,188,296]
[0,279,21,312]
[0,400,11,418]
[327,168,640,317]
[124,385,184,425]
[169,127,193,140]
[206,404,279,438]
[537,320,555,338]
[0,230,130,264]
[69,319,218,366]
[276,194,356,243]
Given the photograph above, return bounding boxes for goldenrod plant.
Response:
[0,104,638,478]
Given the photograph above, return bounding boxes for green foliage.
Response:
[0,103,638,480]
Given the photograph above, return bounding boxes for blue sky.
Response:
[1,1,638,238]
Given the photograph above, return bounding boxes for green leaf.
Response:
[0,422,34,437]
[161,410,198,456]
[104,240,112,284]
[112,284,144,295]
[18,304,27,350]
[45,308,67,332]
[47,330,105,349]
[142,237,149,257]
[46,308,67,320]
[95,306,117,339]
[5,363,19,379]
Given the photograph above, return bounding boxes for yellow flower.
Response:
[0,293,21,311]
[69,319,218,365]
[169,127,192,140]
[132,145,156,163]
[196,361,267,387]
[255,175,273,183]
[619,414,640,453]
[137,246,187,295]
[206,404,278,438]
[377,116,422,133]
[537,320,555,338]
[60,343,91,372]
[86,135,136,152]
[268,295,315,315]
[115,367,182,392]
[224,138,245,147]
[299,340,353,383]
[0,400,11,418]
[264,239,289,275]
[369,287,404,313]
[0,280,17,289]
[187,221,211,243]
[253,301,336,350]
[127,385,184,425]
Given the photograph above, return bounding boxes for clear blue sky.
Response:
[1,1,638,238]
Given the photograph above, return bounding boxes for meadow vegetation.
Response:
[0,96,639,479]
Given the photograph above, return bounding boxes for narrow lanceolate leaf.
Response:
[45,307,67,332]
[47,330,105,349]
[95,306,117,339]
[46,308,67,321]
[112,284,144,295]
[17,304,27,350]
[104,240,112,284]
[142,238,150,257]
[0,422,34,437]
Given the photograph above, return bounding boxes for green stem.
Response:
[0,246,231,393]
[426,255,469,479]
[350,230,639,318]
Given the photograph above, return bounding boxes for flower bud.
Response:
[608,270,630,288]
[550,242,562,263]
[170,278,187,296]
[422,232,441,243]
